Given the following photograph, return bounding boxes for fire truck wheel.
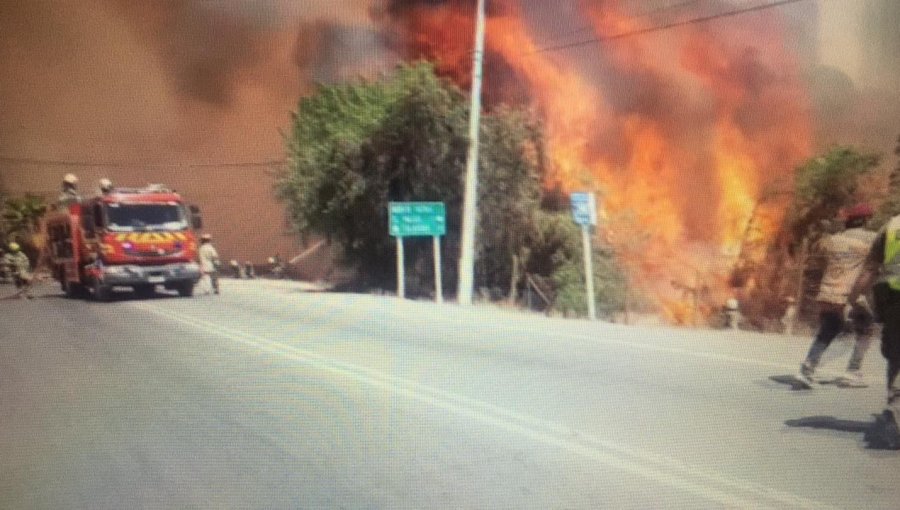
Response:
[62,279,85,299]
[134,284,155,298]
[176,282,194,297]
[92,280,111,302]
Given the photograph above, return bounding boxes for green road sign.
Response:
[389,202,446,237]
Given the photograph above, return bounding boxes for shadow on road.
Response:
[0,288,183,302]
[785,415,871,433]
[786,414,900,451]
[769,374,811,390]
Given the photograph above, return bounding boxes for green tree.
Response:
[278,62,627,315]
[1,193,48,268]
[527,211,627,318]
[787,146,881,242]
[279,63,467,291]
[2,194,47,245]
[278,63,544,295]
[475,106,544,299]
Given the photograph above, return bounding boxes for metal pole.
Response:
[457,0,487,305]
[582,225,596,320]
[433,236,443,303]
[396,236,405,299]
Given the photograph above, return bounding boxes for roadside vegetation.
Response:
[0,190,47,266]
[278,62,627,317]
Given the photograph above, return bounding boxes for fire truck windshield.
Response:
[104,203,188,232]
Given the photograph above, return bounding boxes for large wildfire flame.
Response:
[377,0,812,322]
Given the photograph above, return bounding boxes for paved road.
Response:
[1,280,898,509]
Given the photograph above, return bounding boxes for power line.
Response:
[540,0,707,44]
[535,0,706,48]
[529,0,811,55]
[0,155,286,169]
[633,0,708,19]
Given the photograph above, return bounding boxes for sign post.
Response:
[389,202,446,301]
[433,236,443,303]
[396,236,405,299]
[570,192,598,320]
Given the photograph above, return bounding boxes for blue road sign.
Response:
[570,192,597,226]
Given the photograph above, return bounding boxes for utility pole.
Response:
[457,0,487,305]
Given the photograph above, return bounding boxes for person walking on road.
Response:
[3,242,34,299]
[198,233,220,295]
[849,212,900,448]
[797,204,878,388]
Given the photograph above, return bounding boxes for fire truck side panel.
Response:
[44,204,83,288]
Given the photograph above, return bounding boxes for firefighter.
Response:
[198,234,220,295]
[269,254,284,279]
[849,211,900,448]
[229,259,242,278]
[3,242,33,299]
[797,204,877,388]
[99,178,114,194]
[58,173,80,205]
[849,209,900,449]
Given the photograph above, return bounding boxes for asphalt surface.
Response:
[1,280,899,509]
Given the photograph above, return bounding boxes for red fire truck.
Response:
[44,184,203,300]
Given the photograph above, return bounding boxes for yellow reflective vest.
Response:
[884,216,900,290]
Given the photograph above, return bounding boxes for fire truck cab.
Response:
[44,184,203,301]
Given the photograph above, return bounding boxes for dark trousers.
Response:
[13,274,32,297]
[204,271,220,294]
[804,303,874,372]
[874,283,900,395]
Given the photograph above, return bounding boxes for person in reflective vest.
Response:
[849,213,900,447]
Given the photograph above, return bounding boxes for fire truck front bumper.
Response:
[100,262,201,286]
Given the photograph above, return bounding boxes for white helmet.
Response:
[63,173,78,185]
[726,298,739,310]
[99,178,113,191]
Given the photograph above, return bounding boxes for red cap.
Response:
[845,203,874,220]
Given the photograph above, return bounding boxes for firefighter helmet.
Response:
[845,203,874,220]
